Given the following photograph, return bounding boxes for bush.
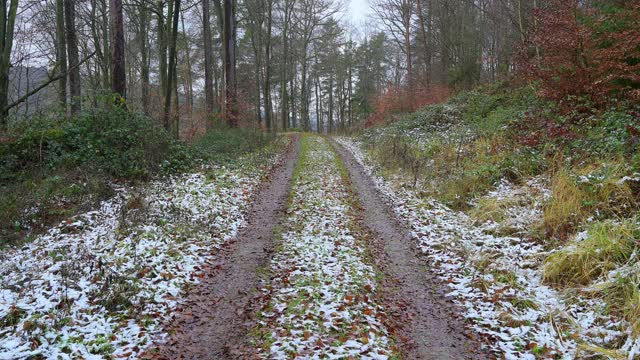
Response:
[0,108,194,245]
[0,107,192,181]
[193,125,275,164]
[522,1,640,106]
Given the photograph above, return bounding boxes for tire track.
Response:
[145,135,300,360]
[332,139,491,360]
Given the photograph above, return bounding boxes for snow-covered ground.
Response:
[0,140,289,359]
[337,137,640,360]
[254,136,394,359]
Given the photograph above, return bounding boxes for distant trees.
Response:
[4,0,636,135]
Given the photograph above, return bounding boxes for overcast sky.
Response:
[341,0,374,35]
[347,0,372,22]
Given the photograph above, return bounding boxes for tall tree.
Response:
[55,0,67,111]
[138,5,150,113]
[0,0,19,129]
[64,0,81,114]
[222,0,237,126]
[202,0,215,116]
[110,0,126,99]
[263,0,274,130]
[163,0,180,132]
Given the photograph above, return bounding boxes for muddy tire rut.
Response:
[145,135,300,360]
[332,140,491,360]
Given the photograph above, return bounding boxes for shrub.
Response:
[365,85,451,127]
[0,108,193,245]
[522,1,640,106]
[193,125,275,164]
[0,106,192,180]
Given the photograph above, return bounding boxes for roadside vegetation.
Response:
[350,80,640,357]
[0,107,275,246]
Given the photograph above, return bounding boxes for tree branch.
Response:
[5,51,96,113]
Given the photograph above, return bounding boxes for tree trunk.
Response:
[140,6,150,113]
[404,1,413,91]
[300,48,309,131]
[263,0,273,130]
[328,73,333,133]
[314,71,320,132]
[163,0,181,131]
[415,0,430,84]
[55,0,67,112]
[0,0,19,129]
[347,60,352,127]
[157,0,167,97]
[280,0,290,131]
[181,12,194,114]
[100,0,110,89]
[222,0,237,126]
[65,0,81,115]
[202,0,215,117]
[110,0,126,99]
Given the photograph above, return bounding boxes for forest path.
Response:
[145,135,300,359]
[332,139,490,359]
[147,134,488,359]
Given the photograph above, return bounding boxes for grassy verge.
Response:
[358,81,640,240]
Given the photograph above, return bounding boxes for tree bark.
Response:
[222,0,237,126]
[415,0,430,84]
[280,0,291,131]
[202,0,215,117]
[263,0,273,130]
[163,0,181,132]
[0,0,19,130]
[139,6,150,113]
[110,0,126,100]
[157,0,167,97]
[55,0,67,112]
[65,0,81,115]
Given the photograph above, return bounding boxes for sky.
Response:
[344,0,373,31]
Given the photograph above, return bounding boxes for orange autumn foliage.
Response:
[365,84,451,127]
[521,0,640,107]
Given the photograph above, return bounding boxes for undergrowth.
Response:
[0,108,277,246]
